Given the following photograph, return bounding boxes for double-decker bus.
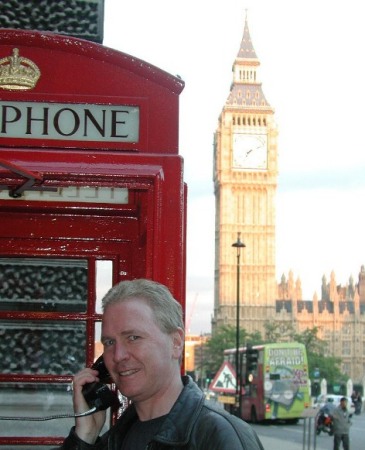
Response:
[211,342,311,422]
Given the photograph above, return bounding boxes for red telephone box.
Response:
[0,29,186,446]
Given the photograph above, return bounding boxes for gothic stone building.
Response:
[212,14,365,384]
[277,266,365,384]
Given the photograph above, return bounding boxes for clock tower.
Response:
[212,14,278,334]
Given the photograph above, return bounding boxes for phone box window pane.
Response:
[96,260,113,314]
[0,382,111,438]
[0,258,88,313]
[0,447,53,449]
[95,322,103,360]
[0,320,86,375]
[0,382,74,437]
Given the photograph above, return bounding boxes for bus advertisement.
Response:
[210,342,311,422]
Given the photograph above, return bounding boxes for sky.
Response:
[103,0,365,334]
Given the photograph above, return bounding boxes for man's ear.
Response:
[172,327,184,357]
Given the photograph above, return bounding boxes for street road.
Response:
[252,412,364,450]
[1,393,364,449]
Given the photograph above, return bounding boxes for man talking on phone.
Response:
[58,278,265,449]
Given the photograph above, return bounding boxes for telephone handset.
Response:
[82,355,120,411]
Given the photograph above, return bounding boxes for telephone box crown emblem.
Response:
[0,48,40,91]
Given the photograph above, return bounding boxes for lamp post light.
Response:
[232,232,246,414]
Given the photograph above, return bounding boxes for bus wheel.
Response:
[250,407,257,423]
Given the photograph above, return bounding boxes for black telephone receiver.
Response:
[82,355,120,411]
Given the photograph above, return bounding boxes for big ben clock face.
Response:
[233,134,268,170]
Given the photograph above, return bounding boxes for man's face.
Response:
[101,298,183,403]
[340,399,347,409]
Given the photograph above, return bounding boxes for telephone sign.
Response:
[0,101,140,142]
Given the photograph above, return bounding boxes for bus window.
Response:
[269,373,280,380]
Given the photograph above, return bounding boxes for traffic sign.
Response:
[209,361,237,393]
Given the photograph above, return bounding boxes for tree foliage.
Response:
[204,323,345,385]
[263,320,296,343]
[292,326,345,384]
[204,325,263,376]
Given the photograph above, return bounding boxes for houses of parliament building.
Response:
[212,13,365,384]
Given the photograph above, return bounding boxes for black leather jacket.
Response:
[58,376,264,450]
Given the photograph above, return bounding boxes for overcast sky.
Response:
[103,0,365,334]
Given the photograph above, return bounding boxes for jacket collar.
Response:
[112,376,205,447]
[152,376,205,446]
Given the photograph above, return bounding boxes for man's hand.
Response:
[72,368,107,444]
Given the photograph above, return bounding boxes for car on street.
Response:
[316,394,355,414]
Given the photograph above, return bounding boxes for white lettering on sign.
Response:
[0,101,139,142]
[0,187,129,204]
[267,347,304,366]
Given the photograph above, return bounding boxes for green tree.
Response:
[309,353,345,385]
[293,327,323,354]
[204,325,263,377]
[293,327,345,384]
[203,325,345,387]
[263,320,296,342]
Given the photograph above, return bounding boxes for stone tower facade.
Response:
[212,14,365,384]
[212,14,278,334]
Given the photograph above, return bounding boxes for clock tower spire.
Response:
[237,11,258,58]
[212,12,278,334]
[228,13,271,111]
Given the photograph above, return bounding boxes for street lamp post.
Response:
[232,232,246,415]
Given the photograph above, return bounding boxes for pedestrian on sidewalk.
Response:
[332,397,352,450]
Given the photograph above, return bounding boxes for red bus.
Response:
[211,342,311,422]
